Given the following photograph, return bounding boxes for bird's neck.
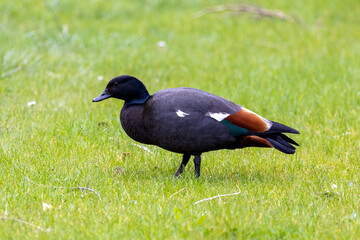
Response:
[124,94,150,106]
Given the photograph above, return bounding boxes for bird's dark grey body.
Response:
[93,75,299,177]
[120,88,240,155]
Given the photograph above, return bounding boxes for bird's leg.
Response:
[174,154,191,177]
[193,155,202,178]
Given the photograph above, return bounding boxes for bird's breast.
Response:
[120,105,151,144]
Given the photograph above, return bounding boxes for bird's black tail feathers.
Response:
[264,133,298,154]
[265,122,300,134]
[254,121,300,154]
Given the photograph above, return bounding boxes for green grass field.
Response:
[1,0,360,239]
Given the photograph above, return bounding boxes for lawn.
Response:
[1,0,360,239]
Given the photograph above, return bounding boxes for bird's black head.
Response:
[93,75,150,105]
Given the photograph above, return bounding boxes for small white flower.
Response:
[27,101,36,107]
[157,41,166,48]
[97,75,103,81]
[331,184,338,189]
[42,202,54,211]
[62,24,69,35]
[48,72,59,78]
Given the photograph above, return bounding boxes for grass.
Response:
[1,0,360,238]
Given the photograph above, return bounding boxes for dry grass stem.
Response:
[169,188,186,198]
[131,143,153,153]
[194,4,303,25]
[72,187,102,201]
[0,216,52,232]
[194,186,241,204]
[25,177,102,201]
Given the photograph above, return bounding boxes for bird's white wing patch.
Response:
[176,110,190,117]
[205,112,230,122]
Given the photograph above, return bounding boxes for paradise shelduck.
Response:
[93,75,299,177]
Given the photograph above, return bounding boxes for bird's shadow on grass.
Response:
[120,165,285,186]
[208,170,278,184]
[193,168,283,185]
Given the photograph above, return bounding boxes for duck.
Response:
[93,75,299,177]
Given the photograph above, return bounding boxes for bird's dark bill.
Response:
[93,90,111,102]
